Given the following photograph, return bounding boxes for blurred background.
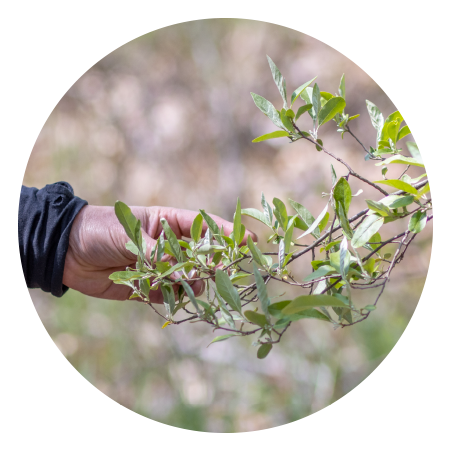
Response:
[24,19,432,432]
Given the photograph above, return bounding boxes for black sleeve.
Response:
[18,182,88,297]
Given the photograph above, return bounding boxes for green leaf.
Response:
[250,93,285,129]
[375,155,424,168]
[318,97,346,126]
[397,125,411,141]
[261,192,273,226]
[286,109,295,119]
[374,180,418,195]
[244,310,268,328]
[247,236,267,268]
[282,294,348,315]
[351,215,385,248]
[114,201,139,244]
[267,55,288,109]
[408,211,427,233]
[156,261,190,280]
[331,164,337,187]
[366,100,384,143]
[233,198,242,245]
[276,308,331,325]
[415,183,430,200]
[216,289,236,329]
[318,212,330,233]
[388,195,415,209]
[406,142,423,164]
[333,177,352,215]
[339,237,350,278]
[297,203,329,240]
[365,199,392,217]
[291,76,317,107]
[380,111,403,142]
[241,208,271,227]
[161,285,176,316]
[125,240,139,256]
[280,109,295,132]
[109,271,146,282]
[160,218,183,263]
[156,231,165,261]
[199,210,225,246]
[215,270,242,314]
[252,130,290,143]
[273,198,288,231]
[180,280,201,314]
[253,262,271,321]
[257,343,273,359]
[229,272,250,282]
[320,91,334,101]
[190,213,203,243]
[208,334,239,347]
[295,103,312,121]
[303,265,336,282]
[288,199,319,238]
[284,217,296,255]
[338,74,345,100]
[312,83,321,122]
[337,202,353,238]
[268,300,292,318]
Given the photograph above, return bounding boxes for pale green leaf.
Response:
[291,76,317,107]
[252,130,290,143]
[374,179,418,195]
[215,270,242,314]
[351,215,384,248]
[318,97,346,126]
[282,294,348,315]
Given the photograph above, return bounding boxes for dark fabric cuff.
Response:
[18,182,88,297]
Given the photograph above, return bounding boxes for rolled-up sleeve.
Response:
[18,182,88,297]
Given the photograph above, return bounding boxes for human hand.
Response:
[63,205,257,302]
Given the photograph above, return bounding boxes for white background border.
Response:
[2,1,449,448]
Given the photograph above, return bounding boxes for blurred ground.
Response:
[24,19,432,432]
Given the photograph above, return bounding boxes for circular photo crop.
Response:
[22,19,432,432]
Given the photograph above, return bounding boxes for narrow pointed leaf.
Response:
[375,155,424,168]
[318,97,346,126]
[288,199,319,238]
[297,203,329,239]
[190,213,203,243]
[282,295,348,315]
[252,130,290,142]
[295,103,313,120]
[160,218,183,263]
[257,343,273,359]
[408,211,427,233]
[241,208,271,226]
[267,55,288,109]
[115,201,139,244]
[351,215,384,248]
[247,235,266,268]
[180,280,201,314]
[251,93,285,129]
[261,192,273,225]
[291,76,317,106]
[215,270,242,313]
[161,285,176,316]
[208,334,239,347]
[374,180,418,195]
[273,198,288,231]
